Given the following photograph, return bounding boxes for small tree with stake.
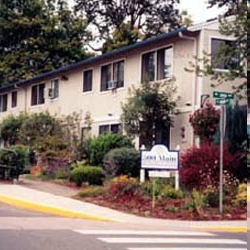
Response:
[121,80,179,149]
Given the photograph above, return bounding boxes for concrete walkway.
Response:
[0,178,247,232]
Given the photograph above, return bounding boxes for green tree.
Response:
[121,80,178,149]
[74,0,181,52]
[0,113,27,145]
[0,0,91,86]
[19,112,62,149]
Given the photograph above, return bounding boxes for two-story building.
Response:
[0,17,244,150]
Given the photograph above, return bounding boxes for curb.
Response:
[0,193,116,222]
[195,226,247,233]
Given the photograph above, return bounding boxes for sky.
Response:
[68,0,224,24]
[179,0,224,23]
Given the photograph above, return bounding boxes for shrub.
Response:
[161,185,184,199]
[87,132,133,166]
[235,183,247,206]
[103,147,140,178]
[203,186,219,208]
[190,189,205,216]
[189,103,220,142]
[0,145,29,179]
[180,142,240,190]
[78,186,107,197]
[0,113,27,145]
[109,175,139,198]
[70,165,103,186]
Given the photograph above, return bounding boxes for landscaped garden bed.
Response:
[72,175,247,221]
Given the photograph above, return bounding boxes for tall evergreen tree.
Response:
[0,0,91,86]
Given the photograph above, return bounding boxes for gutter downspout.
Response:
[178,31,198,146]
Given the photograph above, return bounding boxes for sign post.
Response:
[140,144,179,188]
[213,91,234,214]
[219,104,225,214]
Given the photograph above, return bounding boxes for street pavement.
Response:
[0,180,247,250]
[0,202,247,250]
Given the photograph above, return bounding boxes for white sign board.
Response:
[141,144,179,170]
[148,170,170,178]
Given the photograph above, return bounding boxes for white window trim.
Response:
[209,35,237,72]
[99,58,126,92]
[139,44,174,83]
[83,68,94,94]
[49,78,59,100]
[30,82,45,106]
[0,93,8,112]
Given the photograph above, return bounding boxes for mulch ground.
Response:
[75,193,247,221]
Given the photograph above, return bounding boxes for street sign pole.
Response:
[213,91,233,214]
[219,104,225,214]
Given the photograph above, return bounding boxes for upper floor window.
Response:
[101,60,124,91]
[11,91,17,108]
[0,94,7,112]
[31,83,45,106]
[141,46,173,82]
[83,70,93,92]
[211,38,239,70]
[49,79,59,99]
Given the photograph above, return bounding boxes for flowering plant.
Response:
[189,103,220,142]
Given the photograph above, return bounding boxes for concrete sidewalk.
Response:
[0,181,247,232]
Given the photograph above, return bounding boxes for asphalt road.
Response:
[0,201,247,250]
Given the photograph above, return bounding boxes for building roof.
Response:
[0,27,188,92]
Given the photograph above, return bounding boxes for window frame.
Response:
[210,36,239,71]
[83,69,93,92]
[98,123,121,135]
[11,91,17,108]
[31,83,45,106]
[141,45,173,83]
[0,93,8,112]
[50,78,59,99]
[100,59,125,92]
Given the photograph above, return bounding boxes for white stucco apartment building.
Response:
[0,18,245,151]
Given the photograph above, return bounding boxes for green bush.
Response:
[141,179,167,198]
[103,147,140,178]
[161,185,184,199]
[70,165,103,186]
[78,186,107,197]
[0,145,29,179]
[203,189,219,208]
[87,132,133,166]
[235,183,247,206]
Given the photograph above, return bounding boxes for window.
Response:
[31,83,45,106]
[113,61,124,88]
[49,79,59,99]
[99,123,121,135]
[0,94,7,112]
[83,70,93,92]
[157,47,173,79]
[141,46,173,82]
[211,38,239,70]
[142,52,155,82]
[11,91,17,108]
[101,60,124,91]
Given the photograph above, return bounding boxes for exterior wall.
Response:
[0,20,244,151]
